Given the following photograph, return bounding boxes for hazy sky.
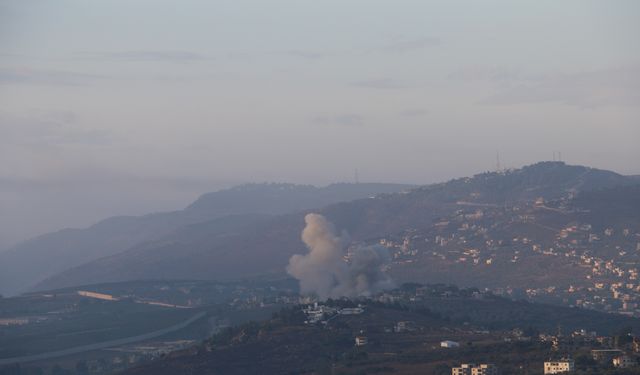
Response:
[1,0,639,248]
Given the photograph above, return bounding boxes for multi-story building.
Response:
[452,363,499,375]
[613,355,636,368]
[592,349,624,362]
[354,336,367,347]
[544,359,575,374]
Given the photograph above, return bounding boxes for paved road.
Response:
[0,311,207,365]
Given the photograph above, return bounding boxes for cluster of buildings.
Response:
[542,358,574,374]
[453,353,638,374]
[452,363,498,375]
[535,331,640,372]
[301,302,364,324]
[590,349,638,369]
[542,350,640,373]
[524,221,640,317]
[376,194,640,317]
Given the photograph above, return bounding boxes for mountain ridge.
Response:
[32,162,639,293]
[0,182,412,296]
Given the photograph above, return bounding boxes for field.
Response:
[0,294,195,359]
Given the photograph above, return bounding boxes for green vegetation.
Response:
[121,298,640,375]
[0,296,193,359]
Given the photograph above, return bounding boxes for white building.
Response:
[394,321,415,333]
[355,336,368,346]
[441,340,460,348]
[339,307,364,315]
[302,303,337,324]
[544,359,574,374]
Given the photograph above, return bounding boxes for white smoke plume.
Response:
[287,213,394,300]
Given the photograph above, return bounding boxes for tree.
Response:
[0,364,22,375]
[575,353,597,370]
[614,333,633,348]
[433,363,450,375]
[74,361,89,375]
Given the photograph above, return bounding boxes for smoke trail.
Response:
[287,213,394,299]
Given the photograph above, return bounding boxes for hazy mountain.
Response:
[184,183,415,217]
[0,183,412,296]
[34,162,638,292]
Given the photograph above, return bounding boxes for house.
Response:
[394,321,416,333]
[355,336,368,347]
[544,358,574,374]
[441,340,460,348]
[339,307,364,315]
[613,355,636,368]
[592,349,624,362]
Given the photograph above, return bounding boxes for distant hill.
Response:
[185,183,414,217]
[34,162,639,292]
[0,183,412,296]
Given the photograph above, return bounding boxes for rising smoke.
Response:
[287,213,394,300]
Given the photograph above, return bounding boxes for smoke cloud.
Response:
[287,213,394,299]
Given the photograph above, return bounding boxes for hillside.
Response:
[6,281,640,374]
[0,183,412,296]
[120,290,640,375]
[35,162,639,294]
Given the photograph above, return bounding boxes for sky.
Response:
[1,0,639,248]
